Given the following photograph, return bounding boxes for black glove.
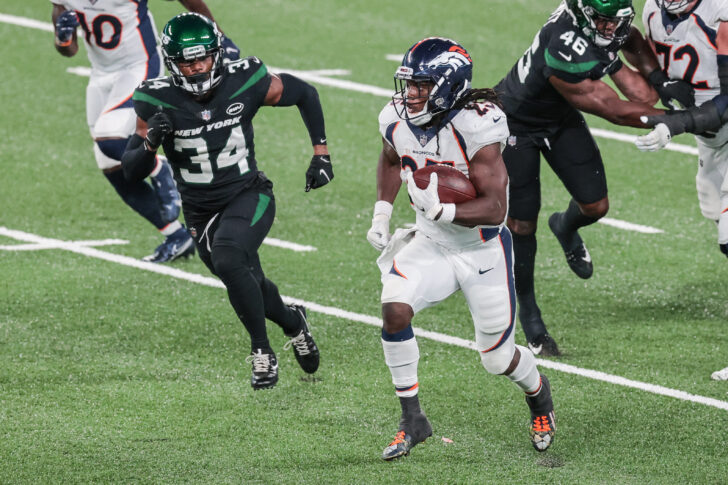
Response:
[648,69,695,110]
[145,112,173,150]
[305,154,333,192]
[721,243,728,258]
[55,10,79,44]
[641,110,692,136]
[220,35,241,64]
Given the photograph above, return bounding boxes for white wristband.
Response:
[373,200,393,219]
[437,203,456,223]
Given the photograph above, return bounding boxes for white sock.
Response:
[382,336,420,397]
[507,345,541,394]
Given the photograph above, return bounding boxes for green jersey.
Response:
[133,56,271,217]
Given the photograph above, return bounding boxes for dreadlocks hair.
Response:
[433,88,503,156]
[453,87,503,110]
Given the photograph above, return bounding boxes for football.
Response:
[412,165,476,204]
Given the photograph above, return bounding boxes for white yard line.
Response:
[598,217,664,234]
[0,238,129,251]
[2,225,727,412]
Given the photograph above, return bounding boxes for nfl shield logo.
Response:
[88,0,98,4]
[190,227,197,238]
[666,24,673,35]
[419,134,428,146]
[508,135,517,146]
[201,110,212,121]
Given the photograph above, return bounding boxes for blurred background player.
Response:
[631,0,728,382]
[50,0,240,262]
[636,0,728,262]
[494,0,693,356]
[367,37,555,459]
[122,13,332,389]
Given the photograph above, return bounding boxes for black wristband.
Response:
[719,60,728,96]
[121,134,157,181]
[275,73,327,145]
[647,68,668,87]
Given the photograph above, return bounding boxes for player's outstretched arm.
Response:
[51,4,78,57]
[366,140,402,251]
[550,74,662,128]
[450,143,508,227]
[264,73,332,191]
[621,27,694,109]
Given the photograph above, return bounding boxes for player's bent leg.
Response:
[478,331,555,451]
[509,219,560,356]
[381,303,432,461]
[211,244,276,389]
[548,197,606,279]
[149,156,182,224]
[282,304,320,374]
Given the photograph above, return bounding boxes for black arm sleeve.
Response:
[121,134,157,181]
[274,73,327,145]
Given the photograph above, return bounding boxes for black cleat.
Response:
[548,213,593,279]
[382,412,433,461]
[526,374,556,452]
[143,227,194,263]
[283,305,320,374]
[247,348,278,390]
[528,333,561,357]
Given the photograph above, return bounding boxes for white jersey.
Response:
[378,101,510,247]
[51,0,161,74]
[643,0,728,106]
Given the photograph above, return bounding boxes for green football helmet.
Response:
[564,0,635,48]
[160,12,223,95]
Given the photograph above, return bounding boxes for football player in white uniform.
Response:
[366,38,556,460]
[50,0,239,262]
[636,0,728,260]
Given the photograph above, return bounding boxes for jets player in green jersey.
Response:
[495,0,694,356]
[122,13,333,389]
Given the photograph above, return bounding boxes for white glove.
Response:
[406,172,442,219]
[635,123,671,152]
[367,214,391,251]
[406,171,455,222]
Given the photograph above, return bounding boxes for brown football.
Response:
[412,165,476,204]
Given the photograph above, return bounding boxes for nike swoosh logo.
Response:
[492,116,502,123]
[319,169,331,182]
[558,51,572,61]
[478,268,493,275]
[319,138,326,144]
[582,247,592,263]
[529,343,543,355]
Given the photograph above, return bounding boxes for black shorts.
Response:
[184,175,275,277]
[503,111,607,221]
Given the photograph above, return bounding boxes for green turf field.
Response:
[1,0,727,483]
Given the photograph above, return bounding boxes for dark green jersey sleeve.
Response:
[132,77,180,122]
[541,25,624,84]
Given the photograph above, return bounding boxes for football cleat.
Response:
[711,366,728,381]
[549,213,593,279]
[151,157,182,224]
[528,333,561,357]
[526,374,556,452]
[382,413,432,461]
[283,305,320,374]
[143,227,195,263]
[246,348,279,390]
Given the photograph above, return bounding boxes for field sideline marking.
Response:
[2,225,726,412]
